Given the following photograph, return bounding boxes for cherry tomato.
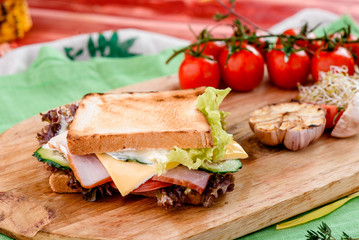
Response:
[179,55,220,89]
[344,34,359,65]
[320,104,344,129]
[266,49,310,89]
[232,29,268,59]
[252,29,269,59]
[186,41,225,60]
[218,43,264,91]
[311,46,355,82]
[277,28,304,45]
[282,28,300,36]
[306,32,323,53]
[329,33,359,65]
[277,28,322,54]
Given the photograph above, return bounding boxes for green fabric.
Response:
[239,197,359,239]
[0,46,182,133]
[314,14,359,37]
[0,235,12,240]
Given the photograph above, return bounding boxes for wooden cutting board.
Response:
[1,75,359,240]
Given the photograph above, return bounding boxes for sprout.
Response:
[298,66,359,110]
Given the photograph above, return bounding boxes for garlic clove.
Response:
[331,93,359,138]
[254,122,284,146]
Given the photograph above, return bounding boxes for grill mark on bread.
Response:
[127,91,160,94]
[82,93,104,99]
[173,95,185,99]
[99,101,143,115]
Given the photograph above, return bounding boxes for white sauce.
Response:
[106,149,170,165]
[41,143,52,150]
[58,117,69,135]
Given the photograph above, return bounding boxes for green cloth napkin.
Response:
[0,46,182,133]
[239,197,359,239]
[0,235,12,240]
[314,14,359,37]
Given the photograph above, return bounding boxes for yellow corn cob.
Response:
[0,0,32,43]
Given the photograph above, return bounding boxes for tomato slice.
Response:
[321,104,344,129]
[131,179,172,193]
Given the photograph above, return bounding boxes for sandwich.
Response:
[33,87,248,208]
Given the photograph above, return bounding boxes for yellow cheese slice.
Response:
[96,153,158,196]
[223,140,248,160]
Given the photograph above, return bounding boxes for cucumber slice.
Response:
[33,146,71,170]
[106,152,153,165]
[122,158,150,165]
[200,159,242,173]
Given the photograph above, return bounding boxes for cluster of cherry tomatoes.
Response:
[177,27,359,91]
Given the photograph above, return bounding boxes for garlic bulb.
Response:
[331,93,359,138]
[249,102,326,151]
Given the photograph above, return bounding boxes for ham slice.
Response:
[47,131,111,188]
[152,166,211,194]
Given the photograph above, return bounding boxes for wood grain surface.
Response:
[1,75,359,239]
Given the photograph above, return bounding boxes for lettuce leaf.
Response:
[160,87,232,172]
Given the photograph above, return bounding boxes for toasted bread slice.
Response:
[67,88,213,155]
